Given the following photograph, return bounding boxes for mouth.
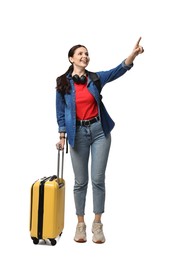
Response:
[81,59,88,64]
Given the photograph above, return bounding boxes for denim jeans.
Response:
[70,121,111,215]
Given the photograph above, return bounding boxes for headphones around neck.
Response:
[72,74,87,84]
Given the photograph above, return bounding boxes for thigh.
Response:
[90,122,111,179]
[70,126,91,183]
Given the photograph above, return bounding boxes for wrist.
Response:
[125,53,136,66]
[59,133,66,140]
[59,136,66,140]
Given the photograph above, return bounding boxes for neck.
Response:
[72,68,86,77]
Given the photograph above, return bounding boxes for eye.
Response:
[77,51,89,56]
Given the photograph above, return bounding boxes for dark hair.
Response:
[56,44,87,94]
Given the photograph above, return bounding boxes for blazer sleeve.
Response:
[56,91,66,133]
[96,60,133,88]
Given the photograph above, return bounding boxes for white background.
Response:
[0,0,171,259]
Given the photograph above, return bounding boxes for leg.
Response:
[70,126,91,242]
[91,123,111,215]
[90,121,111,243]
[70,126,91,216]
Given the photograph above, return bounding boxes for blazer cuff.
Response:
[58,126,66,133]
[122,60,134,70]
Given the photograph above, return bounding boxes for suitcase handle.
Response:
[48,150,64,182]
[49,175,56,181]
[57,149,64,180]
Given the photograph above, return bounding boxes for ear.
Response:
[69,57,73,64]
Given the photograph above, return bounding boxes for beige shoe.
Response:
[74,222,87,243]
[92,222,105,243]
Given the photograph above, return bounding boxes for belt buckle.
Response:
[84,120,90,127]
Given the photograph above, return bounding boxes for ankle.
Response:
[93,220,101,223]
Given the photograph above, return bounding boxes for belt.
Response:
[76,116,99,127]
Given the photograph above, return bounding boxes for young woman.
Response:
[56,37,144,243]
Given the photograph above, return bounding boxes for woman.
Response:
[56,37,144,243]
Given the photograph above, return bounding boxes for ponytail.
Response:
[56,65,73,94]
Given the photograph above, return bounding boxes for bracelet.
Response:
[60,136,66,140]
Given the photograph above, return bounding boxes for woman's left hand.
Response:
[132,37,144,56]
[125,37,144,65]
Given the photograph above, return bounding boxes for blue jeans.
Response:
[70,121,111,215]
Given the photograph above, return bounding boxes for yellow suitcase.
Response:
[30,150,65,245]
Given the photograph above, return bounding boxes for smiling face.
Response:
[69,46,90,70]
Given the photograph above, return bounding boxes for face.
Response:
[69,47,90,69]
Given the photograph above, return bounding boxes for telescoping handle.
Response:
[57,149,64,179]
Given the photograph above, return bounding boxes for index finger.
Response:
[136,37,142,46]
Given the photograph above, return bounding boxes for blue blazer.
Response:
[56,60,133,147]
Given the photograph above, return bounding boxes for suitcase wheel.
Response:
[31,237,39,245]
[49,239,57,246]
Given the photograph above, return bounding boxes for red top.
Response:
[74,82,98,120]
